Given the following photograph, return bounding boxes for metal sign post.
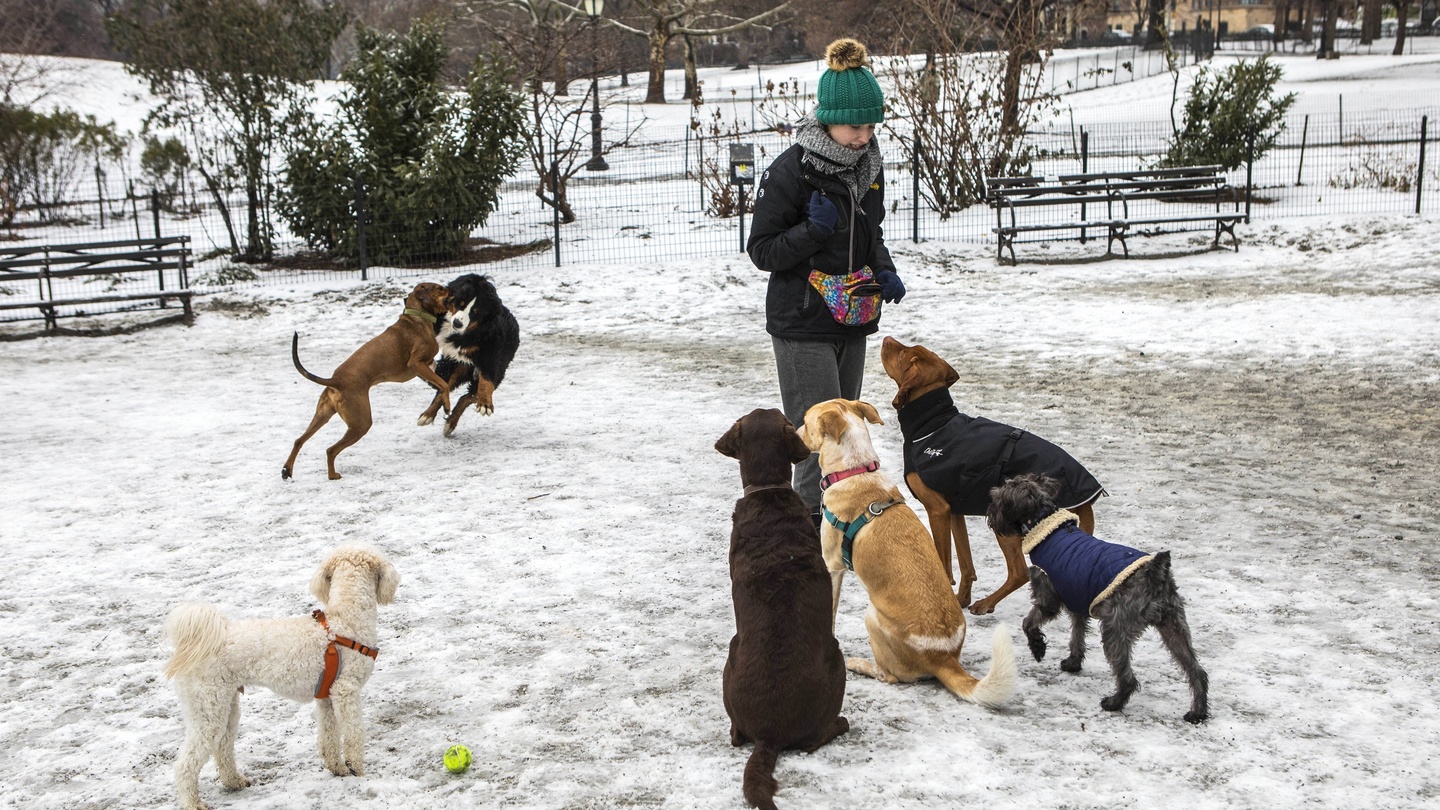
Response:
[729,143,755,252]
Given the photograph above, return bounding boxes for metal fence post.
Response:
[95,165,105,229]
[912,134,920,243]
[1080,128,1089,244]
[1418,115,1428,215]
[1245,126,1255,223]
[1296,115,1309,186]
[354,174,368,280]
[152,189,162,239]
[552,159,561,267]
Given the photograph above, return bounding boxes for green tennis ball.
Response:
[443,744,472,774]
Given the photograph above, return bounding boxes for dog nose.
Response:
[452,318,463,329]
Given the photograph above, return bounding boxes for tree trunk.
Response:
[645,26,668,103]
[1393,0,1410,55]
[1319,0,1338,58]
[682,34,698,101]
[555,44,570,97]
[1360,0,1382,42]
[1145,0,1167,49]
[1300,0,1314,43]
[1273,1,1289,42]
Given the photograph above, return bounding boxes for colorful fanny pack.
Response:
[809,266,883,326]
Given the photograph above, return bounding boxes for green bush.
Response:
[279,20,529,265]
[0,104,127,226]
[140,136,193,213]
[1162,55,1296,171]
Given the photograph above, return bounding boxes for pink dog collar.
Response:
[819,460,879,491]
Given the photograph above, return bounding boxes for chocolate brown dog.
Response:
[881,336,1106,615]
[716,409,848,810]
[283,282,454,480]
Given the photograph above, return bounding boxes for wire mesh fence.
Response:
[3,103,1436,323]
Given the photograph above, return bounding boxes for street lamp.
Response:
[583,0,609,171]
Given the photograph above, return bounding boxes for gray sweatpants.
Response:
[771,334,868,511]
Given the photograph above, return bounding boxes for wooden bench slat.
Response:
[1,262,189,282]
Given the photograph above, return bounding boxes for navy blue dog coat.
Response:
[1021,509,1154,617]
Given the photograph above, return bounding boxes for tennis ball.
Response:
[443,744,472,774]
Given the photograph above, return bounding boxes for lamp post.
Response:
[583,0,609,171]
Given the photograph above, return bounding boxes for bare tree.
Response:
[545,0,792,104]
[1392,0,1412,55]
[0,0,80,106]
[462,1,645,220]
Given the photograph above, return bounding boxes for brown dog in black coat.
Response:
[715,409,849,810]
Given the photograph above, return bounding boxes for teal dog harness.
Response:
[823,499,902,570]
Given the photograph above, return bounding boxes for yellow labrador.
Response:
[798,399,1016,707]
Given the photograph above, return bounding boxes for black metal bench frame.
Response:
[0,236,193,332]
[986,166,1243,264]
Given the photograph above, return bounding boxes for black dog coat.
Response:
[897,388,1105,516]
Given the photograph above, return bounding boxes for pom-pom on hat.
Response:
[815,38,884,126]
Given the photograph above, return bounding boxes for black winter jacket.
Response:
[746,143,896,340]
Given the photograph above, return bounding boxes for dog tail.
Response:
[162,603,229,680]
[935,624,1018,709]
[291,332,333,386]
[741,742,780,810]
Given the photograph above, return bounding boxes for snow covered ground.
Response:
[2,42,1439,810]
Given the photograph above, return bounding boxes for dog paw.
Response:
[969,599,997,616]
[1025,632,1047,661]
[442,422,457,438]
[1100,693,1130,712]
[1184,710,1208,724]
[220,774,251,790]
[417,414,435,426]
[1060,656,1082,672]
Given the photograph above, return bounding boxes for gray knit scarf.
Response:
[795,114,883,202]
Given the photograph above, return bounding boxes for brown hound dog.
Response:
[283,282,454,480]
[880,337,1105,615]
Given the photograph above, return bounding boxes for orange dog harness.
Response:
[311,609,379,699]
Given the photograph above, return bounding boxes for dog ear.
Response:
[941,356,959,388]
[785,426,812,464]
[850,400,883,425]
[817,408,847,442]
[375,558,400,605]
[310,557,334,604]
[892,357,925,409]
[714,420,742,458]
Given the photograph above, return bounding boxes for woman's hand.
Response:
[875,269,905,303]
[807,191,839,236]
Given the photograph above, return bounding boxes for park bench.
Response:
[0,236,193,332]
[985,166,1243,264]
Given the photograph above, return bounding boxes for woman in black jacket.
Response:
[746,37,905,526]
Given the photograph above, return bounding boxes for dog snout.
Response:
[452,317,463,330]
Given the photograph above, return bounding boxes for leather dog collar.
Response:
[311,609,379,700]
[742,482,793,497]
[403,307,437,325]
[819,460,879,491]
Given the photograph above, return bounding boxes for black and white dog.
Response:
[986,473,1209,723]
[417,273,519,436]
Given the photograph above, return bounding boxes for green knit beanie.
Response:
[815,38,884,126]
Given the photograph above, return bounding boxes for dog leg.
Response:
[329,682,366,776]
[729,723,749,747]
[829,569,844,635]
[951,515,977,607]
[1023,568,1064,662]
[315,698,347,776]
[800,716,850,753]
[907,474,968,600]
[970,531,1029,615]
[442,392,476,437]
[283,393,338,479]
[1098,615,1145,712]
[324,397,372,481]
[1062,610,1090,673]
[471,376,497,416]
[213,689,250,790]
[1155,605,1210,723]
[418,364,469,426]
[174,683,224,810]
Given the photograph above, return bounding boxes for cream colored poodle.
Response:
[163,545,399,810]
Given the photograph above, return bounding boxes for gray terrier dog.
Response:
[986,473,1209,723]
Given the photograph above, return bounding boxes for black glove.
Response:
[875,269,905,303]
[807,190,839,236]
